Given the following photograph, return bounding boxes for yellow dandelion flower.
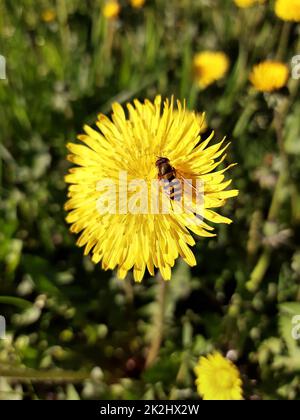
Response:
[41,9,56,23]
[193,112,208,135]
[275,0,300,22]
[193,52,230,89]
[65,96,238,283]
[130,0,146,8]
[197,113,208,135]
[194,352,243,401]
[103,0,121,20]
[249,60,289,92]
[175,111,208,135]
[234,0,266,8]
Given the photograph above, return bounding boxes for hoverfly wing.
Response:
[160,178,183,202]
[175,170,205,224]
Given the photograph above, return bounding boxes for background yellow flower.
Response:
[234,0,266,7]
[249,60,289,92]
[41,9,56,23]
[103,0,121,19]
[194,353,243,400]
[275,0,300,21]
[130,0,146,8]
[193,51,230,89]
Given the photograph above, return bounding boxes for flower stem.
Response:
[246,104,289,292]
[276,22,292,61]
[0,366,90,382]
[246,159,288,292]
[246,248,272,292]
[145,272,168,368]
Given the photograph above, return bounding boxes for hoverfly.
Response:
[155,157,181,201]
[155,157,202,217]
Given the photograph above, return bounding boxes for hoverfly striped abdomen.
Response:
[161,178,182,201]
[156,157,182,201]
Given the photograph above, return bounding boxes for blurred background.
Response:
[1,0,300,400]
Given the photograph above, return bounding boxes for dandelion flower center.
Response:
[217,369,235,389]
